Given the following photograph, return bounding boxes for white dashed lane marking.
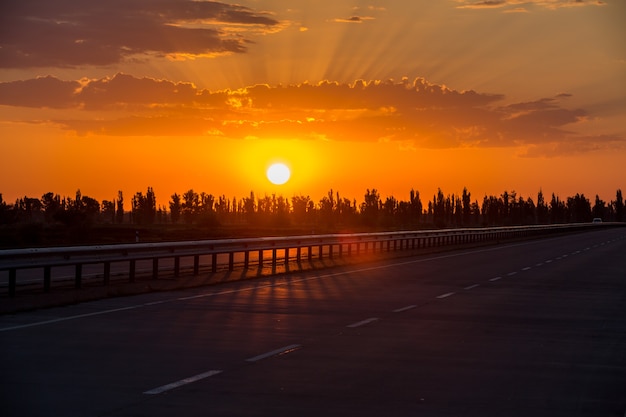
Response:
[393,305,417,313]
[489,277,502,282]
[246,344,302,362]
[144,370,222,395]
[436,292,455,299]
[346,318,379,328]
[464,284,480,290]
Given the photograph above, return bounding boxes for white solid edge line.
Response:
[144,370,222,395]
[346,317,379,328]
[0,305,142,332]
[393,305,417,313]
[246,344,302,362]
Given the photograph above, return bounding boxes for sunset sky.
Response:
[1,0,624,207]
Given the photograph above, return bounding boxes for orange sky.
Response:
[1,1,625,207]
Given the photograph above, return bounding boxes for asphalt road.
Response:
[1,228,625,417]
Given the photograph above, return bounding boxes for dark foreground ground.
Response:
[1,228,625,417]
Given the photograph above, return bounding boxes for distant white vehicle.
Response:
[592,218,603,223]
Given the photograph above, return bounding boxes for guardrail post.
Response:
[284,248,290,266]
[129,260,136,282]
[75,264,82,289]
[174,256,180,277]
[212,253,218,273]
[9,268,16,297]
[296,247,301,262]
[244,251,250,269]
[259,249,264,267]
[104,262,111,284]
[272,248,277,269]
[328,244,333,260]
[44,266,51,293]
[152,259,158,280]
[193,255,199,275]
[229,252,234,271]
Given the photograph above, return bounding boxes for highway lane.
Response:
[1,228,625,416]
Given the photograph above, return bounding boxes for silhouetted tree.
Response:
[169,193,181,224]
[613,189,624,222]
[215,195,229,218]
[433,188,446,228]
[481,195,498,226]
[592,195,607,220]
[550,193,567,223]
[381,195,398,227]
[566,194,591,223]
[196,192,217,226]
[242,191,256,224]
[501,191,510,222]
[272,194,290,226]
[116,191,124,224]
[291,195,313,225]
[0,193,10,224]
[536,189,549,224]
[132,187,156,225]
[409,189,423,226]
[182,189,199,224]
[522,197,536,225]
[470,200,481,225]
[101,200,116,223]
[454,196,463,227]
[319,189,335,226]
[361,189,380,226]
[41,192,62,223]
[462,188,471,226]
[336,195,357,226]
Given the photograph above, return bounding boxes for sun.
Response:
[266,163,291,185]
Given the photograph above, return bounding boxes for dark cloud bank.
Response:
[0,0,280,68]
[1,73,622,156]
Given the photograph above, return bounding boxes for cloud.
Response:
[0,74,621,156]
[458,1,508,9]
[456,0,606,10]
[0,0,281,68]
[332,16,375,23]
[0,76,81,108]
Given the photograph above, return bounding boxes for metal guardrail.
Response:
[0,223,618,297]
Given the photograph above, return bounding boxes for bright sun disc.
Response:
[266,163,291,185]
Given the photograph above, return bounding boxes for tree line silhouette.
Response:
[1,187,623,231]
